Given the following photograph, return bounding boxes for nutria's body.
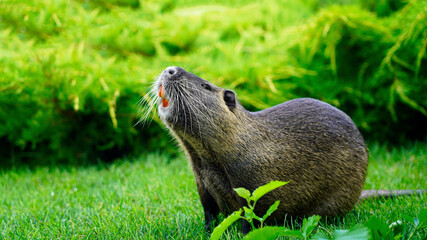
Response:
[154,66,368,232]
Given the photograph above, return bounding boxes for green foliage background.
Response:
[0,0,426,166]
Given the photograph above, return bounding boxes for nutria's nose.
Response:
[164,66,179,77]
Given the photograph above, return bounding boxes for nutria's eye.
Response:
[201,83,212,91]
[223,90,236,109]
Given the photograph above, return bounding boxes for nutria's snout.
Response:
[161,66,183,81]
[156,66,182,118]
[156,66,194,121]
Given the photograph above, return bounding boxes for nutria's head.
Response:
[154,66,245,140]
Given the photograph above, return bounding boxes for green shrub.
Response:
[0,28,172,166]
[288,1,427,142]
[0,0,425,166]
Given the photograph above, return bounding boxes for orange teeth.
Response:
[162,98,169,107]
[159,84,168,107]
[159,85,165,98]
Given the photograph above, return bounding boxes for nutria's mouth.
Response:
[158,84,169,108]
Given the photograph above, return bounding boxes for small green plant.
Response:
[210,180,288,240]
[211,180,371,240]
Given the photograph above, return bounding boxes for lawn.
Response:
[1,142,426,239]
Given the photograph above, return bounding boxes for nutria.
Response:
[146,66,413,233]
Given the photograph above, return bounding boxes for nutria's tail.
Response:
[359,190,426,201]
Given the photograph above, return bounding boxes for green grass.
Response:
[0,154,206,239]
[1,143,426,239]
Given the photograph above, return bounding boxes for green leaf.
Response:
[282,229,304,239]
[210,209,243,240]
[244,226,289,240]
[333,224,370,240]
[417,209,427,229]
[243,206,257,220]
[251,181,289,202]
[365,216,391,240]
[261,200,280,223]
[301,215,321,239]
[234,187,251,201]
[311,232,330,240]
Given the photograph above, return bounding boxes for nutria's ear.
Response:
[223,90,236,109]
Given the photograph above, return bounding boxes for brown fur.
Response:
[155,67,368,232]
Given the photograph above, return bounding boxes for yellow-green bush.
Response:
[0,0,425,166]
